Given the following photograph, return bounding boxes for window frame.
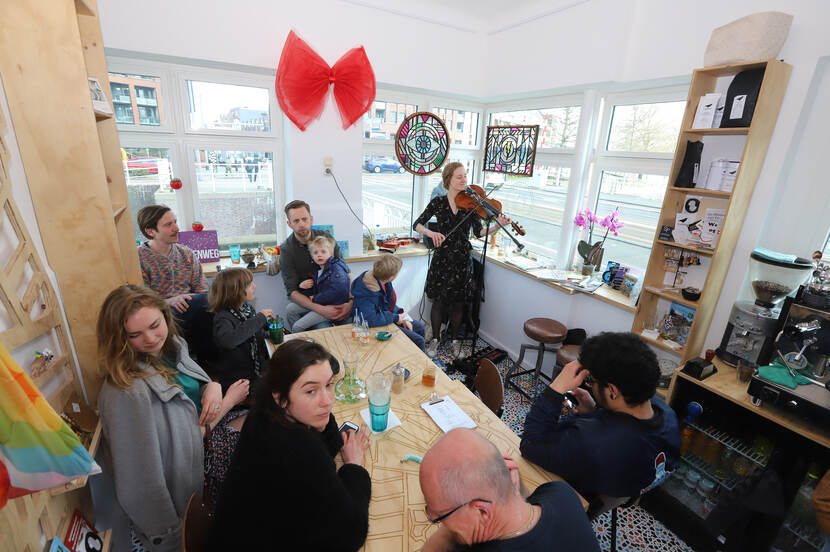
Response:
[107,55,286,246]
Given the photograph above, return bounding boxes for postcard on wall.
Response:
[87,77,112,115]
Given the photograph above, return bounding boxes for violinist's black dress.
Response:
[413,195,482,303]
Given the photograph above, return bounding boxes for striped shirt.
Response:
[138,242,208,299]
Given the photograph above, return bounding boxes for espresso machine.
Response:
[747,283,830,424]
[716,248,813,366]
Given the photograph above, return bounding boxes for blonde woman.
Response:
[97,284,247,552]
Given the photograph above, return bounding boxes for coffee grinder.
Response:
[716,248,813,366]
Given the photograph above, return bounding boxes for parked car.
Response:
[364,157,405,174]
[126,157,160,174]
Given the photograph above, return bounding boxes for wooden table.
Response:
[277,325,585,551]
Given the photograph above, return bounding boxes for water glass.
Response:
[229,244,241,264]
[367,372,392,432]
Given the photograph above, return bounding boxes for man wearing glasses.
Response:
[419,428,598,551]
[520,332,681,502]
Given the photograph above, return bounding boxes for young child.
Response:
[209,267,274,392]
[351,254,426,351]
[293,235,351,332]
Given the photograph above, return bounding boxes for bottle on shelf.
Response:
[680,402,704,455]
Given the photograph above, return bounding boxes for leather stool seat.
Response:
[556,344,581,367]
[523,318,567,344]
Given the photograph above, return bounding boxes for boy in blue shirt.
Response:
[351,254,426,351]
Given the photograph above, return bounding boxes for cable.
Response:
[327,169,375,239]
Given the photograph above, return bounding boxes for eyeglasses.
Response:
[424,498,492,524]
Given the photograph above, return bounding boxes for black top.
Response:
[208,408,371,551]
[461,482,600,551]
[211,310,269,391]
[520,387,681,501]
[279,229,343,297]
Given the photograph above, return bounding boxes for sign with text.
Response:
[178,230,220,263]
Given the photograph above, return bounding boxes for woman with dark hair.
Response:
[208,339,372,551]
[413,162,510,357]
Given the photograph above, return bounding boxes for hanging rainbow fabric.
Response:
[0,342,100,509]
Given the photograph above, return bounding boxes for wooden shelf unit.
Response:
[631,59,791,363]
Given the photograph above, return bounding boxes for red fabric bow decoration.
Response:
[276,31,376,131]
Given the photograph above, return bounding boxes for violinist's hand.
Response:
[497,214,512,226]
[431,231,446,247]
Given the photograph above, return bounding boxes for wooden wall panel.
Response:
[0,0,127,402]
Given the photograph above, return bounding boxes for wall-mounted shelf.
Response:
[682,127,750,136]
[655,240,715,256]
[666,187,732,198]
[643,286,699,308]
[49,418,102,496]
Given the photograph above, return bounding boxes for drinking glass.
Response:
[367,372,392,432]
[229,244,241,264]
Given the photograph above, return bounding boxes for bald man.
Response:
[419,429,598,551]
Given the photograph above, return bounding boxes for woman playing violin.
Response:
[413,162,510,356]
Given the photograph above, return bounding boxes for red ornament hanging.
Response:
[191,221,204,232]
[170,178,182,190]
[275,30,376,131]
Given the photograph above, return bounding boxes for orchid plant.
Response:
[574,207,624,269]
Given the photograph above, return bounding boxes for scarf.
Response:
[229,303,262,376]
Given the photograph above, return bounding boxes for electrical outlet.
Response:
[323,156,333,176]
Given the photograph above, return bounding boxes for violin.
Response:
[456,184,526,236]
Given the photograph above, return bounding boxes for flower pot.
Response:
[590,246,604,271]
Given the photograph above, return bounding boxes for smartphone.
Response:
[339,421,359,434]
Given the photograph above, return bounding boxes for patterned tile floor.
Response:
[436,337,695,552]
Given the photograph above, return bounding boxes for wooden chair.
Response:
[182,492,212,552]
[474,359,504,417]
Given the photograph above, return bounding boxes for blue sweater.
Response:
[303,257,351,306]
[520,387,680,500]
[351,271,402,327]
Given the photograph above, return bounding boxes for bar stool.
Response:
[505,318,567,401]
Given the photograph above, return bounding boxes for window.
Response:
[192,149,276,249]
[489,106,581,149]
[122,147,176,243]
[186,80,271,132]
[110,58,283,251]
[109,73,165,127]
[434,108,480,146]
[607,102,685,153]
[588,94,686,270]
[591,171,668,270]
[484,164,571,256]
[361,154,413,236]
[363,101,416,140]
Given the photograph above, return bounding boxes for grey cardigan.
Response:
[98,336,209,552]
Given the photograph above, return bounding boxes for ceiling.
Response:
[339,0,592,34]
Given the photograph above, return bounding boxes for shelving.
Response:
[632,59,791,363]
[643,286,699,308]
[687,421,768,468]
[682,452,742,491]
[681,127,749,136]
[783,519,824,551]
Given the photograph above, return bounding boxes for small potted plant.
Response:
[574,208,624,275]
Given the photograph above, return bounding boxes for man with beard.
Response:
[279,200,352,332]
[520,332,680,502]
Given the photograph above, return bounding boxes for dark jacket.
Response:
[520,387,680,501]
[351,270,402,327]
[304,256,351,306]
[212,309,269,391]
[278,229,343,296]
[208,408,371,551]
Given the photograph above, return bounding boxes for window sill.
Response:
[203,244,431,278]
[480,252,637,314]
